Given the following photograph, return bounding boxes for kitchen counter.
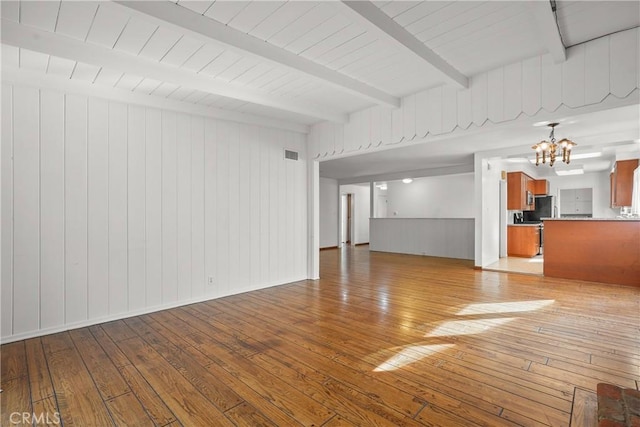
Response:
[509,223,541,227]
[543,217,640,221]
[544,219,640,286]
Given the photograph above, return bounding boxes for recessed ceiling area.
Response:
[318,104,640,180]
[2,1,639,183]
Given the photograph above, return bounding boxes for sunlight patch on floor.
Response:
[373,344,455,372]
[456,299,554,315]
[426,317,516,337]
[372,300,554,373]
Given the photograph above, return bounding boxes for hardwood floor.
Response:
[2,246,638,426]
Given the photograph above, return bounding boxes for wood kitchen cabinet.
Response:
[533,179,549,195]
[507,225,540,257]
[507,172,535,211]
[610,159,639,207]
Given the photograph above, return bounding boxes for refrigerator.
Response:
[524,195,554,222]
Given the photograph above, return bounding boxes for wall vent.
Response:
[284,149,299,161]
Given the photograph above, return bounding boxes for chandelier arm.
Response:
[532,123,576,167]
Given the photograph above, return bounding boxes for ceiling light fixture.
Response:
[402,178,413,184]
[531,123,577,166]
[555,169,584,176]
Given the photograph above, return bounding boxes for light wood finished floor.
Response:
[484,255,544,276]
[2,247,638,426]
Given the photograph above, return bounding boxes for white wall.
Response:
[1,83,308,343]
[319,177,338,248]
[340,184,370,245]
[370,218,474,260]
[309,28,639,159]
[384,174,474,218]
[547,171,618,218]
[475,157,504,267]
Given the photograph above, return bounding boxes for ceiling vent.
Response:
[284,149,299,161]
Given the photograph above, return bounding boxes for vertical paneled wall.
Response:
[1,84,307,342]
[309,27,640,159]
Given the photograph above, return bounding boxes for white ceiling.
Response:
[2,1,639,180]
[318,104,640,180]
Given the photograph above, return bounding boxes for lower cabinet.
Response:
[507,225,540,257]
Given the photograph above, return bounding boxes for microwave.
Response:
[527,191,534,206]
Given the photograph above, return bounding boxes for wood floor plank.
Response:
[569,388,597,427]
[104,392,154,426]
[118,364,177,426]
[69,329,131,400]
[89,325,132,369]
[46,348,114,426]
[249,350,423,427]
[32,395,62,427]
[25,338,55,402]
[116,336,236,426]
[1,341,27,381]
[230,294,520,425]
[41,332,75,355]
[101,320,139,342]
[198,338,336,425]
[223,401,278,427]
[1,247,638,427]
[213,297,516,427]
[0,376,32,426]
[127,317,244,411]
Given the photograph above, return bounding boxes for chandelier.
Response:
[531,123,577,166]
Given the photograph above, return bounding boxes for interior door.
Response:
[346,194,352,244]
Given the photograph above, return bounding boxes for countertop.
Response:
[542,217,640,221]
[508,223,541,227]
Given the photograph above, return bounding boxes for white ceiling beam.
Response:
[1,19,347,123]
[341,1,468,89]
[527,1,566,63]
[1,66,309,134]
[112,0,401,109]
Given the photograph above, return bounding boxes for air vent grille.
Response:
[284,150,299,161]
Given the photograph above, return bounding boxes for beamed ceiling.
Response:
[1,1,639,177]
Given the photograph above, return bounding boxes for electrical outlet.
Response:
[208,276,214,286]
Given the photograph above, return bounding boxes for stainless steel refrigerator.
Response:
[523,195,554,222]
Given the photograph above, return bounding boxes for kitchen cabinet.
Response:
[507,172,535,211]
[533,179,549,195]
[507,225,540,257]
[544,219,640,287]
[560,188,593,217]
[610,159,639,207]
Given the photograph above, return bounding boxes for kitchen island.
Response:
[544,218,640,287]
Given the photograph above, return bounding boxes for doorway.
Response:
[340,193,353,246]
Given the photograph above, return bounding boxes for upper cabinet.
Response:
[610,159,639,207]
[560,188,593,217]
[507,172,535,211]
[533,179,549,196]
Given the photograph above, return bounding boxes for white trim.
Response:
[112,1,400,109]
[528,1,567,63]
[0,275,307,344]
[341,1,468,89]
[2,67,310,134]
[1,18,346,124]
[307,160,320,280]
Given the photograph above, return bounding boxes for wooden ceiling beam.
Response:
[1,18,347,123]
[527,1,567,63]
[2,67,310,134]
[341,1,468,89]
[112,0,401,110]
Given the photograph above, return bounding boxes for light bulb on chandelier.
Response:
[531,123,577,166]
